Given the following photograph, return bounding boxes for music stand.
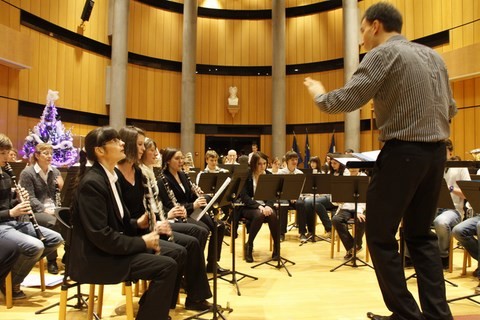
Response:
[404,181,458,286]
[197,173,231,195]
[185,178,234,320]
[219,164,248,174]
[251,174,306,277]
[213,172,258,295]
[299,174,332,245]
[329,175,373,272]
[447,180,480,304]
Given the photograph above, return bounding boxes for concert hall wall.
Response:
[0,0,479,166]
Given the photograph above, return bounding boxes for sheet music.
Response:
[191,177,231,221]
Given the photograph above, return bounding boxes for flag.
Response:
[328,131,336,153]
[304,130,310,168]
[292,132,303,164]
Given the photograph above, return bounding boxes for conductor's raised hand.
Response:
[304,77,326,99]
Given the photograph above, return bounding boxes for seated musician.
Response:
[69,127,177,320]
[19,143,64,274]
[116,126,212,311]
[331,168,367,259]
[157,148,229,274]
[196,150,229,184]
[0,133,63,299]
[237,152,279,262]
[277,151,306,242]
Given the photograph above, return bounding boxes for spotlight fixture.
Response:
[79,0,95,28]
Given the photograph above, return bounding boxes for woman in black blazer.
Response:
[70,127,177,320]
[237,152,279,263]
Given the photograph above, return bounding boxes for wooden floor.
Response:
[2,222,480,320]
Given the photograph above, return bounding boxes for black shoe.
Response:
[206,263,229,274]
[0,284,27,300]
[272,250,279,261]
[244,244,254,263]
[473,268,479,278]
[344,249,353,260]
[47,261,59,274]
[367,312,390,320]
[280,234,285,242]
[185,298,213,311]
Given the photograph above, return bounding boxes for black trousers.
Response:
[128,253,177,320]
[187,214,225,265]
[0,237,19,284]
[236,206,279,248]
[169,231,212,301]
[366,140,452,320]
[160,239,187,309]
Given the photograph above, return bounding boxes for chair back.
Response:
[54,208,72,284]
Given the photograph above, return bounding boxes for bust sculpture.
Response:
[228,86,238,106]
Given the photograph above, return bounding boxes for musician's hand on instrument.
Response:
[142,231,160,253]
[10,202,31,217]
[45,207,55,215]
[155,220,172,235]
[137,213,150,229]
[193,196,207,209]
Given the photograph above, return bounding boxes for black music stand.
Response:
[197,173,231,195]
[185,178,234,320]
[447,180,480,304]
[329,175,373,272]
[214,172,258,295]
[219,164,248,174]
[299,174,332,245]
[251,174,306,277]
[404,181,458,287]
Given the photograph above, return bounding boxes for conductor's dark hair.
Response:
[362,2,403,33]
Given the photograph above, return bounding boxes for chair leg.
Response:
[242,222,246,260]
[365,244,370,263]
[462,250,469,276]
[87,284,96,320]
[97,284,104,318]
[124,282,134,320]
[39,257,46,291]
[5,271,13,309]
[330,226,336,259]
[58,284,68,320]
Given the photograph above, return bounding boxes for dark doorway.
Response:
[204,136,260,159]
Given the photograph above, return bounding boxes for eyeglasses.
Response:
[40,151,53,156]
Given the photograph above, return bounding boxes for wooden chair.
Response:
[56,208,134,320]
[4,256,46,309]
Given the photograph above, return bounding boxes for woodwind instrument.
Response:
[54,177,62,207]
[140,168,174,242]
[184,168,203,197]
[3,163,46,242]
[158,170,187,223]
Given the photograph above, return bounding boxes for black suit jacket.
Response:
[69,162,147,284]
[238,170,275,209]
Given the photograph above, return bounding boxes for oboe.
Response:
[141,168,174,242]
[3,163,46,242]
[158,171,187,223]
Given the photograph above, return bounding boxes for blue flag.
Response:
[292,132,303,164]
[328,131,336,153]
[304,130,310,168]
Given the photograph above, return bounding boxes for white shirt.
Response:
[34,163,52,184]
[99,163,124,218]
[444,167,470,217]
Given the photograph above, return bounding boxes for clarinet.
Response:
[54,177,62,207]
[158,171,187,223]
[3,163,46,242]
[141,170,174,242]
[184,168,204,197]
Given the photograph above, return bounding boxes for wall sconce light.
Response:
[227,86,240,118]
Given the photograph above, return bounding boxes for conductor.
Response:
[304,3,456,320]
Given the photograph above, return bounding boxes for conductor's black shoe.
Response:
[185,298,213,311]
[47,261,59,274]
[206,263,229,274]
[367,312,390,319]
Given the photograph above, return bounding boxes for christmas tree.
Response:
[22,90,78,167]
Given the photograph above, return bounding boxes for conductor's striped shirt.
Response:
[314,35,457,143]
